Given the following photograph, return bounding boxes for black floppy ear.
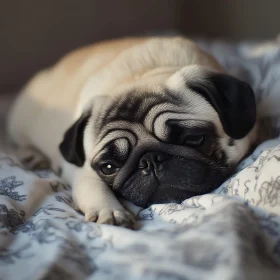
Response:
[189,73,256,139]
[59,113,91,167]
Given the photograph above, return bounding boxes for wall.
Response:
[177,0,280,39]
[0,0,279,92]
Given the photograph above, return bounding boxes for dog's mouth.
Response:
[102,148,234,208]
[146,183,201,205]
[115,163,230,208]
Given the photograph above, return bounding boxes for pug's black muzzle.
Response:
[114,151,229,208]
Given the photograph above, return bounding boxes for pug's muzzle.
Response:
[111,143,230,207]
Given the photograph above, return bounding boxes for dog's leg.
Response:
[72,168,135,229]
[17,147,50,170]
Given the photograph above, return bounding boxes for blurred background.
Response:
[1,0,280,93]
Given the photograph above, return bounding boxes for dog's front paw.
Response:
[85,208,135,229]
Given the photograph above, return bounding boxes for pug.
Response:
[7,36,258,228]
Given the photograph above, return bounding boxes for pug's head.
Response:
[59,66,257,207]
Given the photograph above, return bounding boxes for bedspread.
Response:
[1,37,280,279]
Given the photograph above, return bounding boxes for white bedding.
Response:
[1,37,280,279]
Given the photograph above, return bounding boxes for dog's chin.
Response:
[116,159,231,208]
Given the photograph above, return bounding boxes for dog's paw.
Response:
[85,208,135,229]
[17,147,50,170]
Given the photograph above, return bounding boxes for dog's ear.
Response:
[59,113,91,167]
[189,73,256,139]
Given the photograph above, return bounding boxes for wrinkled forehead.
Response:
[94,87,180,132]
[88,84,218,157]
[94,82,217,133]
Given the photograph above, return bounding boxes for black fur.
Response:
[59,113,91,167]
[189,73,256,139]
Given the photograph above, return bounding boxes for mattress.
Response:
[1,37,280,279]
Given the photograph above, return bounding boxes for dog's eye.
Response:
[183,135,206,147]
[100,163,119,176]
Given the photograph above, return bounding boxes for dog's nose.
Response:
[138,152,167,174]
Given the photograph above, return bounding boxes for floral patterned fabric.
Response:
[1,37,280,279]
